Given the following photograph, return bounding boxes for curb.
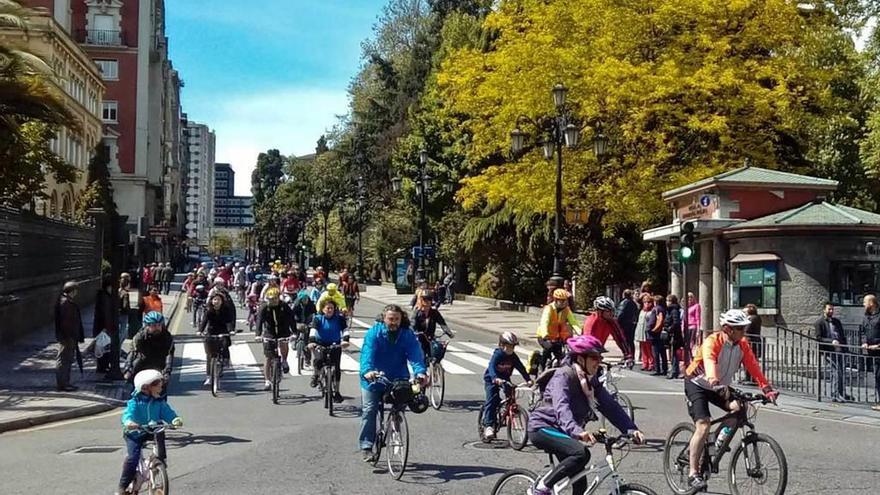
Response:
[0,401,115,434]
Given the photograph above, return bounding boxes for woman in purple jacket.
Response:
[528,335,645,495]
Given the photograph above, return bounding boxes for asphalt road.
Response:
[1,296,878,494]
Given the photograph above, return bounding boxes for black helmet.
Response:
[409,393,429,414]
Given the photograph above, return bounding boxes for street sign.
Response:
[412,245,436,259]
[148,225,170,237]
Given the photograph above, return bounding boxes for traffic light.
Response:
[679,221,697,262]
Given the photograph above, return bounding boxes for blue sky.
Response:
[167,0,387,195]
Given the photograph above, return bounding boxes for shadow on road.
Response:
[165,431,251,449]
[436,399,483,414]
[397,462,509,485]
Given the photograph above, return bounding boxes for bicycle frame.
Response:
[546,435,631,495]
[700,401,755,475]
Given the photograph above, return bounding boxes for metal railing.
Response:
[76,29,125,46]
[752,326,878,405]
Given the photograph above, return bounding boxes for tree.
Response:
[76,144,118,219]
[250,149,286,207]
[209,234,233,256]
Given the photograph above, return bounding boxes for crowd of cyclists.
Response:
[115,258,781,495]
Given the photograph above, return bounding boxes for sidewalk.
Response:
[358,282,624,358]
[0,292,182,434]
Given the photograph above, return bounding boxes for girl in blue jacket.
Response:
[308,299,350,401]
[116,369,182,495]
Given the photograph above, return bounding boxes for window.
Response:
[102,101,118,122]
[94,59,118,80]
[732,262,778,309]
[830,262,880,306]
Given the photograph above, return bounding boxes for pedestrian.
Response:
[163,262,174,294]
[563,280,575,311]
[119,274,132,340]
[859,294,880,411]
[616,289,639,364]
[140,285,163,319]
[545,278,561,305]
[54,281,84,391]
[814,302,852,402]
[649,294,667,376]
[443,269,455,305]
[636,295,654,372]
[92,277,117,373]
[141,264,153,289]
[665,294,684,379]
[686,292,701,357]
[742,304,762,384]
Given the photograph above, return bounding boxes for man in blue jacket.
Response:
[358,304,427,462]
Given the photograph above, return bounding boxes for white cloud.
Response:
[191,87,350,196]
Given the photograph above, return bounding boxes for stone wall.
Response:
[728,233,880,332]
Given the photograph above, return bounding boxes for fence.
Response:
[755,326,878,405]
[0,206,100,295]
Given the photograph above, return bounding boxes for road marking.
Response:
[436,359,475,375]
[447,350,490,369]
[178,342,207,382]
[7,408,123,434]
[352,317,373,329]
[340,353,360,373]
[229,341,262,380]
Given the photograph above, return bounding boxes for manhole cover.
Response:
[462,440,509,450]
[61,446,121,455]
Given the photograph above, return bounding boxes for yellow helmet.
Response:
[552,289,571,301]
[265,287,281,299]
[326,283,338,292]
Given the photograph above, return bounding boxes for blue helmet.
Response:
[143,311,164,325]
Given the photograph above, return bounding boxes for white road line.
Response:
[340,353,360,373]
[352,317,373,329]
[456,341,497,355]
[179,342,206,382]
[436,359,475,375]
[447,351,490,369]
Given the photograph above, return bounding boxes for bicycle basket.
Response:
[431,340,447,361]
[383,381,414,406]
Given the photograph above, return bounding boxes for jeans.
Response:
[822,352,846,399]
[651,336,668,374]
[358,387,384,450]
[118,433,165,490]
[529,428,590,494]
[482,382,501,427]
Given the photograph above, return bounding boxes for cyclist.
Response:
[280,270,301,297]
[410,291,455,366]
[308,299,350,401]
[528,334,645,495]
[256,288,295,388]
[248,274,266,300]
[233,266,247,306]
[317,282,347,313]
[683,309,779,491]
[190,283,209,327]
[358,304,427,462]
[530,288,580,374]
[181,274,194,313]
[341,274,360,316]
[197,294,234,387]
[582,296,633,365]
[123,311,174,393]
[481,332,531,441]
[301,278,321,305]
[116,369,183,495]
[260,274,281,302]
[208,278,237,336]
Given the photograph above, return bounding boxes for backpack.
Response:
[534,365,578,396]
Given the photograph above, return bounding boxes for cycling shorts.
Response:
[684,380,730,421]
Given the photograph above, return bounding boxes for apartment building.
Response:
[184,121,216,248]
[0,4,104,219]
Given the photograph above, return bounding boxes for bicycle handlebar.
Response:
[133,421,179,434]
[200,333,234,338]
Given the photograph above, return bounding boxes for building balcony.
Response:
[76,29,125,47]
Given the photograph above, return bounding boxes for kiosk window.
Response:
[830,262,879,306]
[732,262,778,309]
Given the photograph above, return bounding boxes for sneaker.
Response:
[688,474,707,491]
[310,375,319,388]
[263,380,272,391]
[528,487,552,495]
[203,378,212,387]
[281,362,290,374]
[361,449,376,462]
[483,426,495,441]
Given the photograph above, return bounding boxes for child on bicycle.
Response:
[116,369,183,495]
[308,299,350,401]
[481,332,531,441]
[683,309,778,492]
[528,334,645,495]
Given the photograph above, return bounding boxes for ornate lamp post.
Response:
[392,150,442,281]
[510,82,609,283]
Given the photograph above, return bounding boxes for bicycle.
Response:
[599,362,635,440]
[125,421,179,495]
[200,333,232,397]
[245,296,259,333]
[426,339,448,410]
[292,323,311,374]
[192,298,206,329]
[260,336,291,405]
[491,429,657,495]
[369,373,420,480]
[662,388,787,495]
[477,380,530,450]
[314,343,343,416]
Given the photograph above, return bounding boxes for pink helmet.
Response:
[566,334,607,356]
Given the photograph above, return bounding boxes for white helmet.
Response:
[594,296,615,312]
[133,369,163,392]
[499,331,519,346]
[719,309,750,327]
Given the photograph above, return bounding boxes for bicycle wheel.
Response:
[148,459,169,495]
[296,338,305,375]
[429,362,445,410]
[663,422,697,495]
[371,410,384,467]
[271,357,281,404]
[617,482,660,495]
[210,356,220,397]
[490,468,537,495]
[386,412,409,480]
[506,405,529,451]
[728,433,788,495]
[601,392,636,440]
[327,366,336,417]
[476,407,487,442]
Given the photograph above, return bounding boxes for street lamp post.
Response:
[510,82,608,283]
[392,151,434,282]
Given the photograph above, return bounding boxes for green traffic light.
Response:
[680,245,694,261]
